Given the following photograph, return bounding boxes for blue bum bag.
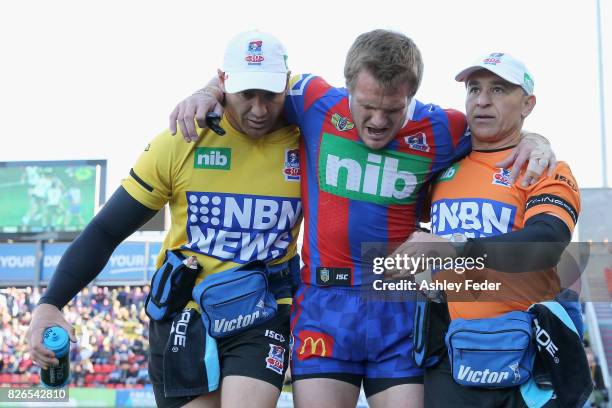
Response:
[145,250,201,321]
[192,261,279,339]
[445,310,535,388]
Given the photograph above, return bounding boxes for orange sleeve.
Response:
[523,162,580,232]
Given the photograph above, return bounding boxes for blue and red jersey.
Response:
[285,74,471,286]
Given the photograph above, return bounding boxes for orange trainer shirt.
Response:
[430,147,580,320]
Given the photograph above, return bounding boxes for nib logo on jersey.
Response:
[182,192,302,263]
[431,198,517,238]
[319,133,431,205]
[194,148,231,170]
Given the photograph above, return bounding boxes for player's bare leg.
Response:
[182,390,220,408]
[220,376,281,408]
[293,378,360,408]
[367,384,423,408]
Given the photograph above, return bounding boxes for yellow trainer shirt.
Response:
[122,116,302,306]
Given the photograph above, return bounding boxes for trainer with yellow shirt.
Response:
[27,30,302,408]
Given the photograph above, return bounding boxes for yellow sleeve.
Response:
[121,130,177,210]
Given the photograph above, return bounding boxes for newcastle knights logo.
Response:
[404,132,430,152]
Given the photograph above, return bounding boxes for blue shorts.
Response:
[290,284,423,382]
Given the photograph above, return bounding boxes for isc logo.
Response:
[265,329,286,342]
[194,148,231,170]
[431,198,516,237]
[319,134,431,205]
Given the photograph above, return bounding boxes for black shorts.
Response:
[424,356,560,408]
[149,305,291,408]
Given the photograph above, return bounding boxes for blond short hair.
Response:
[344,29,423,97]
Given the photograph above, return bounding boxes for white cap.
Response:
[222,30,289,94]
[455,52,534,95]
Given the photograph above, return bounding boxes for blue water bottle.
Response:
[40,326,70,387]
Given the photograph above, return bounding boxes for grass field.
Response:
[0,165,97,232]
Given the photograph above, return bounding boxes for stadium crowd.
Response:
[0,285,151,388]
[0,284,608,404]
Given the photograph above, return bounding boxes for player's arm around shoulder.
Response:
[444,107,470,142]
[443,107,468,124]
[437,107,470,162]
[285,73,334,123]
[287,73,330,93]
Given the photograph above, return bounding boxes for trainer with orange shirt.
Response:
[390,53,580,407]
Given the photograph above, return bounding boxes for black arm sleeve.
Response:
[38,187,158,309]
[464,213,571,272]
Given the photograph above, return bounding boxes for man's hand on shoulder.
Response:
[169,85,225,143]
[496,132,558,187]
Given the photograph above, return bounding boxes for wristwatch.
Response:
[449,233,469,256]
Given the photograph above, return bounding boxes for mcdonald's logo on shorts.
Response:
[296,330,334,360]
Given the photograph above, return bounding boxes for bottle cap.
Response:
[42,326,69,358]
